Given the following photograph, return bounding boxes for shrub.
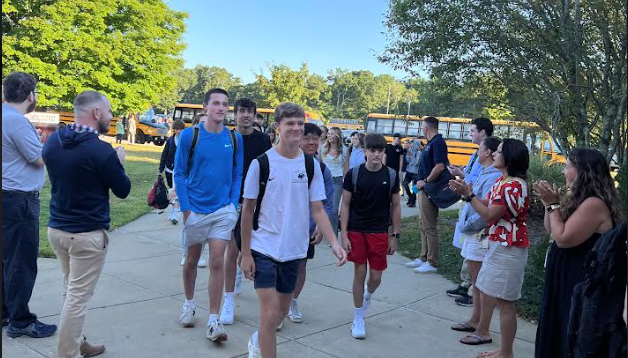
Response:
[527,157,565,220]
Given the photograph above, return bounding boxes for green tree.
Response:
[155,67,196,112]
[2,0,187,114]
[183,65,242,103]
[382,0,627,163]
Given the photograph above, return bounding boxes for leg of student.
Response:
[292,260,307,300]
[418,191,439,266]
[366,269,382,295]
[224,237,239,293]
[418,191,429,262]
[353,264,368,308]
[466,260,482,326]
[332,177,343,231]
[460,259,472,290]
[497,299,517,357]
[183,243,202,299]
[208,239,229,317]
[257,288,292,358]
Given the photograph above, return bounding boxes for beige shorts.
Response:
[183,204,238,246]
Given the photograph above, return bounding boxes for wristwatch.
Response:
[546,203,561,213]
[391,233,400,239]
[462,193,476,202]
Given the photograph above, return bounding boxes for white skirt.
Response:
[460,233,488,262]
[475,240,528,301]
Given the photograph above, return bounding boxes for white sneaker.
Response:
[276,319,284,331]
[248,332,262,358]
[220,298,235,325]
[180,257,185,266]
[287,300,303,323]
[206,321,228,342]
[235,267,243,295]
[404,258,426,268]
[414,262,438,273]
[179,302,196,327]
[351,319,366,339]
[198,257,207,268]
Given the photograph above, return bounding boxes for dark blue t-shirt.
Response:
[417,134,448,180]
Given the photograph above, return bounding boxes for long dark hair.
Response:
[561,148,623,224]
[502,138,529,180]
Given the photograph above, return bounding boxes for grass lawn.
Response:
[397,211,549,322]
[39,142,163,257]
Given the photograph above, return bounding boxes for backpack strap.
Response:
[229,129,238,167]
[253,153,270,231]
[187,126,200,176]
[305,154,315,187]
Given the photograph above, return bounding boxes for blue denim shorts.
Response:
[252,250,300,294]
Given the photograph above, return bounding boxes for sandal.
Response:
[451,322,476,332]
[460,334,493,345]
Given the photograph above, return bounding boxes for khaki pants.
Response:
[48,227,108,358]
[418,191,440,267]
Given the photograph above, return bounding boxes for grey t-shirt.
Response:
[2,104,45,191]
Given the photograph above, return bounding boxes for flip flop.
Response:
[451,322,476,332]
[460,334,493,345]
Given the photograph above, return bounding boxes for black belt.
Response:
[2,189,40,198]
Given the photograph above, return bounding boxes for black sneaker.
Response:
[455,295,473,307]
[446,285,468,298]
[2,318,9,328]
[6,320,57,338]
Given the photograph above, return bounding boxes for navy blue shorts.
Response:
[252,250,300,294]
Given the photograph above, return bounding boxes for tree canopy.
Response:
[380,0,627,163]
[2,0,187,114]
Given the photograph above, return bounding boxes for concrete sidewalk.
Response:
[3,210,536,358]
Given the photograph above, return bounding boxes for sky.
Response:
[168,0,413,84]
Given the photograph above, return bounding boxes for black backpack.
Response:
[147,174,170,210]
[252,153,325,230]
[567,223,627,358]
[187,125,238,175]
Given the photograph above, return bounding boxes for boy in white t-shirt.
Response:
[240,102,347,358]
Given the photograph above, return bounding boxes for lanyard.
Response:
[466,151,479,175]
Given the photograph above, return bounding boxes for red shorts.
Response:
[347,231,389,271]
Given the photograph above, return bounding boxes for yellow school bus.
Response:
[326,119,365,131]
[172,103,322,130]
[365,113,565,166]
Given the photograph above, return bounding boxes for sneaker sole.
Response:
[180,321,195,328]
[446,292,466,298]
[208,333,228,342]
[351,333,366,340]
[220,319,234,325]
[6,330,56,338]
[288,316,303,323]
[456,301,473,307]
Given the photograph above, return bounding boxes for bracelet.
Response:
[462,193,475,202]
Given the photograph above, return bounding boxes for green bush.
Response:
[527,157,565,220]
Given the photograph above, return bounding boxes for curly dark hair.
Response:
[561,148,623,225]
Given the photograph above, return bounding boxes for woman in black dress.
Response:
[533,148,623,358]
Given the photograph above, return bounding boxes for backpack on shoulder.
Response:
[187,125,238,175]
[252,153,323,230]
[350,164,396,199]
[567,223,627,358]
[147,174,170,210]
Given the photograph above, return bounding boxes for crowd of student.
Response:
[2,71,626,358]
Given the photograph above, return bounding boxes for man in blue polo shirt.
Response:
[445,117,494,306]
[174,88,244,343]
[407,116,447,274]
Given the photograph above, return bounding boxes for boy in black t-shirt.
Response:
[340,133,402,340]
[220,98,272,325]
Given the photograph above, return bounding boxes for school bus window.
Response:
[407,121,420,137]
[377,119,394,135]
[510,126,525,141]
[494,125,510,138]
[461,123,471,141]
[438,122,449,138]
[367,120,377,132]
[393,119,407,136]
[448,122,463,140]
